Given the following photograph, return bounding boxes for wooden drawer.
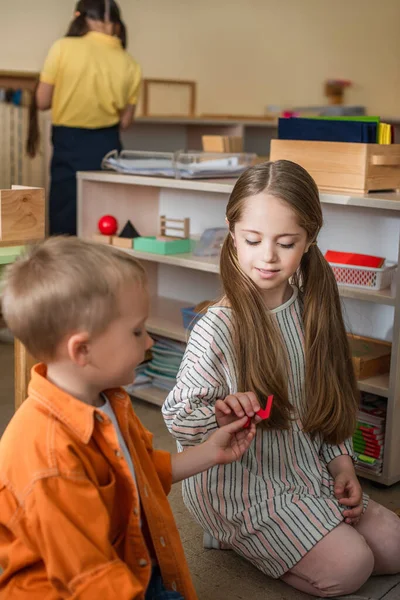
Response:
[270,139,400,194]
[348,334,391,380]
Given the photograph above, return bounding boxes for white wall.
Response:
[2,0,400,117]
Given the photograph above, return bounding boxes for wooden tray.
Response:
[270,140,400,194]
[348,333,391,380]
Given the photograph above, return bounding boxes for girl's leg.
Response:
[354,499,400,575]
[281,523,374,597]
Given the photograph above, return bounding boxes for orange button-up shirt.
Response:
[0,364,197,599]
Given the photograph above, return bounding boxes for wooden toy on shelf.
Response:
[93,218,140,249]
[134,215,192,255]
[98,214,118,236]
[324,79,352,105]
[202,135,243,153]
[158,215,190,240]
[111,220,140,249]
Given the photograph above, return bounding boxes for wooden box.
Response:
[270,139,400,194]
[348,334,391,380]
[0,187,45,246]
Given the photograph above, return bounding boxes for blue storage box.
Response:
[181,306,203,331]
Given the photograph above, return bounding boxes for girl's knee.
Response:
[315,540,374,597]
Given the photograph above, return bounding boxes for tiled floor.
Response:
[1,340,400,599]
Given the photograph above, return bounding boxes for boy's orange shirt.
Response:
[0,364,197,599]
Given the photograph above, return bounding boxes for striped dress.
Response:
[162,287,368,578]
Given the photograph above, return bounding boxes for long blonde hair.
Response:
[220,160,358,443]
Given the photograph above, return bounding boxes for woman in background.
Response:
[27,0,141,235]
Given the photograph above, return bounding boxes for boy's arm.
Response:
[14,476,145,599]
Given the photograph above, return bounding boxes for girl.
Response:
[27,0,141,236]
[162,160,400,597]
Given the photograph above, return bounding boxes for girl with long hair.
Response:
[163,160,400,597]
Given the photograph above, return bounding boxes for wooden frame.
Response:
[142,78,197,117]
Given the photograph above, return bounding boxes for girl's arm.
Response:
[36,82,54,111]
[119,104,136,130]
[320,437,355,465]
[162,311,232,446]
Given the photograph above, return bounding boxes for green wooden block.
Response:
[133,237,194,255]
[0,246,25,265]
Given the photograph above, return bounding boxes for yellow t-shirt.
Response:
[40,31,142,129]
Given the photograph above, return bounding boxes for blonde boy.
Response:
[0,237,255,600]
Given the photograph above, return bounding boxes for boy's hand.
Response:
[334,471,363,526]
[206,416,256,464]
[215,392,260,428]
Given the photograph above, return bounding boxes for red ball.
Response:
[98,215,118,236]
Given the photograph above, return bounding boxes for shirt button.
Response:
[114,449,122,458]
[95,413,104,422]
[143,485,149,497]
[138,558,148,567]
[160,536,166,547]
[133,507,139,516]
[171,581,177,591]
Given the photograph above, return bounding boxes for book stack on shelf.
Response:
[354,393,386,476]
[125,336,186,395]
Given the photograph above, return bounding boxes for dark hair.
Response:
[27,0,127,158]
[67,0,127,49]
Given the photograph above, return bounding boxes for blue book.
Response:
[278,118,377,144]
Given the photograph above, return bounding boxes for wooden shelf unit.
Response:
[78,171,400,486]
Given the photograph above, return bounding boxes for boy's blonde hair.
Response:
[2,236,147,360]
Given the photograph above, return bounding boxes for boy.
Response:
[0,237,255,600]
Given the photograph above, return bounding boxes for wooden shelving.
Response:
[78,173,400,486]
[358,373,390,398]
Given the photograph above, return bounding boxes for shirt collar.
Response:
[28,363,130,444]
[86,31,122,49]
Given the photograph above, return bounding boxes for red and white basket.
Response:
[329,261,397,291]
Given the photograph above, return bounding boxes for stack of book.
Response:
[354,393,386,476]
[126,336,186,395]
[278,116,394,144]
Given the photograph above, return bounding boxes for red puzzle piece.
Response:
[243,395,274,429]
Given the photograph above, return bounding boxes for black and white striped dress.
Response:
[162,287,368,578]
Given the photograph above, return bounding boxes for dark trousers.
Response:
[145,566,184,600]
[49,124,122,236]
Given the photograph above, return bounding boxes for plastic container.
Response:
[102,150,256,180]
[329,261,397,291]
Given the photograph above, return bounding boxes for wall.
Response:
[1,0,400,117]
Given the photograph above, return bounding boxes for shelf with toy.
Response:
[77,171,400,485]
[115,247,395,306]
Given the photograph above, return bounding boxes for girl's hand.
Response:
[207,416,256,464]
[215,392,261,428]
[334,471,364,526]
